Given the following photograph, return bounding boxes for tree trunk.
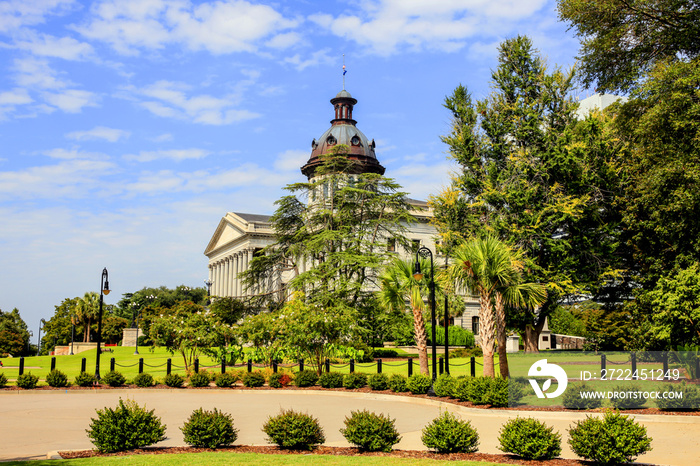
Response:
[412,307,430,376]
[494,292,509,378]
[479,289,496,377]
[524,317,546,352]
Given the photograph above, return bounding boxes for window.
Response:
[472,316,480,335]
[351,135,360,145]
[412,239,421,252]
[326,135,337,145]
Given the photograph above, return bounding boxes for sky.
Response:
[0,0,584,339]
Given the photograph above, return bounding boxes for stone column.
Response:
[225,257,231,297]
[234,253,240,297]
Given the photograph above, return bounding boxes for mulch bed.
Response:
[59,445,595,465]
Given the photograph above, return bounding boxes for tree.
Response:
[557,0,700,93]
[432,36,624,352]
[75,292,99,342]
[378,257,434,375]
[0,308,31,356]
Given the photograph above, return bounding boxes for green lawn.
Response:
[2,453,504,466]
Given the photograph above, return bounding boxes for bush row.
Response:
[88,399,653,463]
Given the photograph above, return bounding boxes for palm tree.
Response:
[378,257,433,376]
[74,292,99,342]
[448,236,514,377]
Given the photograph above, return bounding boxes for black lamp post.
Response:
[413,246,437,396]
[133,310,142,355]
[36,319,45,356]
[94,267,110,380]
[444,255,450,374]
[204,279,212,305]
[69,315,75,355]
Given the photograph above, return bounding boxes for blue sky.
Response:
[0,0,583,338]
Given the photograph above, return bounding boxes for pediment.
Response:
[203,214,247,256]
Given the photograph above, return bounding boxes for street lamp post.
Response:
[444,255,450,374]
[133,311,142,355]
[94,267,110,381]
[413,246,437,396]
[204,279,212,305]
[36,320,45,356]
[69,315,75,355]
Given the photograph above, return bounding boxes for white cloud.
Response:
[74,0,300,55]
[124,148,210,163]
[66,126,130,142]
[283,48,335,71]
[0,0,74,33]
[273,149,308,172]
[151,133,173,142]
[130,80,260,125]
[310,0,549,55]
[14,33,94,60]
[43,88,98,113]
[0,88,32,118]
[43,148,107,160]
[13,57,68,90]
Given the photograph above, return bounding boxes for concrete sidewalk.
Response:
[1,389,699,464]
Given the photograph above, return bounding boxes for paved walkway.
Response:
[1,389,699,464]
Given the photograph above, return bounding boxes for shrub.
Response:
[319,372,344,388]
[16,372,39,389]
[294,370,319,387]
[421,411,479,453]
[406,374,432,394]
[368,373,389,391]
[74,371,96,387]
[134,372,154,387]
[498,417,561,460]
[268,372,292,388]
[214,372,237,388]
[486,377,523,407]
[87,398,166,453]
[102,371,126,387]
[467,377,493,405]
[181,408,238,449]
[0,372,7,388]
[189,372,211,388]
[340,410,401,452]
[450,347,482,358]
[568,411,653,464]
[262,409,325,450]
[46,369,69,388]
[563,383,602,409]
[433,374,455,398]
[372,348,399,358]
[164,373,185,388]
[388,374,407,392]
[242,371,266,387]
[655,382,700,410]
[343,372,367,389]
[609,384,647,410]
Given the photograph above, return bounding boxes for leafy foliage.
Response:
[568,411,653,464]
[0,372,7,387]
[164,373,185,388]
[86,399,166,453]
[388,374,407,393]
[433,374,455,398]
[242,371,265,387]
[262,409,325,450]
[318,372,344,388]
[0,307,31,356]
[647,264,700,347]
[343,372,367,389]
[422,412,479,453]
[498,417,562,460]
[267,372,292,388]
[16,372,39,389]
[563,383,603,410]
[294,370,319,387]
[340,410,401,452]
[101,371,126,387]
[188,371,211,388]
[133,372,154,387]
[655,382,700,410]
[406,374,432,394]
[214,372,238,388]
[181,408,238,449]
[75,371,96,387]
[368,373,389,391]
[608,384,647,410]
[46,369,69,388]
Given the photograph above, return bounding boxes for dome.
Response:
[301,89,385,179]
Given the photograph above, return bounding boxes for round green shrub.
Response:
[133,372,154,387]
[215,372,237,388]
[46,369,69,388]
[181,408,238,449]
[102,371,126,387]
[406,374,432,394]
[294,370,319,387]
[368,373,389,391]
[486,377,523,407]
[319,372,344,388]
[16,372,39,389]
[433,374,455,398]
[498,417,561,460]
[568,411,652,464]
[75,371,96,387]
[0,372,8,388]
[388,374,407,392]
[421,411,479,453]
[340,410,401,452]
[609,384,647,410]
[262,409,325,450]
[563,383,603,409]
[268,372,293,388]
[343,372,367,389]
[87,398,166,453]
[655,382,700,410]
[242,371,265,387]
[189,372,211,388]
[164,373,185,388]
[466,377,493,404]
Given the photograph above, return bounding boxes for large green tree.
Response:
[558,0,700,93]
[0,308,31,356]
[432,36,624,351]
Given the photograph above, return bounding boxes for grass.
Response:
[1,453,504,466]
